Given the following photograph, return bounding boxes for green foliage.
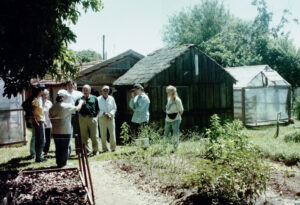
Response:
[0,0,103,97]
[284,130,300,143]
[137,123,163,144]
[183,115,269,204]
[293,96,300,120]
[205,114,245,142]
[76,49,102,63]
[163,0,300,87]
[163,0,230,49]
[120,122,131,145]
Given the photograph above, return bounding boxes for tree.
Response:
[163,0,230,50]
[203,20,262,67]
[163,0,300,87]
[76,49,102,63]
[0,0,103,97]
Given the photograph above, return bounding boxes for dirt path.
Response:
[90,161,173,205]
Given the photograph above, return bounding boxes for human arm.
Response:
[129,96,135,110]
[75,99,84,111]
[176,98,184,115]
[131,95,149,112]
[109,97,117,117]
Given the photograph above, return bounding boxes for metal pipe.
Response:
[83,146,96,205]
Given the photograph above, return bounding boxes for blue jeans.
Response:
[34,122,46,161]
[53,134,71,167]
[164,120,181,149]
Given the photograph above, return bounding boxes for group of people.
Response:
[23,81,184,168]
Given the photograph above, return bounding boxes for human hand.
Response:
[131,92,135,98]
[44,123,48,128]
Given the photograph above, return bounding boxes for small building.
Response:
[113,44,236,129]
[76,50,144,96]
[226,65,292,126]
[0,79,26,147]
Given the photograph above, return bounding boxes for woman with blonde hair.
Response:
[164,85,184,149]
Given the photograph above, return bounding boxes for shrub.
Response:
[205,114,246,142]
[120,122,131,145]
[294,96,300,120]
[183,115,269,204]
[138,122,163,144]
[284,130,300,143]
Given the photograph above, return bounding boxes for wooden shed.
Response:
[113,44,236,130]
[75,50,144,96]
[226,65,292,126]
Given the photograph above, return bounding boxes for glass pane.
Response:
[0,111,25,144]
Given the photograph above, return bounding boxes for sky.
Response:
[69,0,300,58]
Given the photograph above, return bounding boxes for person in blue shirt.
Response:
[129,84,150,135]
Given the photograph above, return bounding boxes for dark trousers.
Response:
[43,128,52,153]
[34,122,46,161]
[53,134,71,167]
[71,115,79,153]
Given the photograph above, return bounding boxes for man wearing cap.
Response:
[76,84,100,155]
[129,84,150,134]
[98,85,117,152]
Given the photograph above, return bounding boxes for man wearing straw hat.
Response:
[98,85,117,152]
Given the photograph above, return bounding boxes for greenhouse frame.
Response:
[226,65,292,126]
[0,79,26,146]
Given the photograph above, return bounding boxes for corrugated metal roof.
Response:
[225,65,290,88]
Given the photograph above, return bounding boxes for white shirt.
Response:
[66,90,83,105]
[49,102,77,134]
[165,97,184,122]
[98,95,117,118]
[42,100,53,128]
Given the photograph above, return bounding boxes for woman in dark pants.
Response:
[42,89,53,155]
[49,90,84,168]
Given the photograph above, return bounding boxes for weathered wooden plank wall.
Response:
[147,47,234,129]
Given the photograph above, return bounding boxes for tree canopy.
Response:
[163,0,300,88]
[76,49,102,63]
[0,0,103,97]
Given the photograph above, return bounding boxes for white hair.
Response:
[43,89,49,96]
[83,84,91,92]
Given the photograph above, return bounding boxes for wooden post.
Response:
[241,88,246,125]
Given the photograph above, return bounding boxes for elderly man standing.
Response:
[77,84,100,155]
[129,84,150,134]
[98,85,117,152]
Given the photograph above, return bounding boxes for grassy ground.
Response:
[1,120,299,171]
[247,120,300,165]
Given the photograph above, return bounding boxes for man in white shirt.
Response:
[66,81,83,105]
[98,85,117,152]
[66,81,83,154]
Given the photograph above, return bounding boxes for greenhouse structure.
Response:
[226,65,292,126]
[0,79,26,146]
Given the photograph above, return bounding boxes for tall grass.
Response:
[247,120,300,166]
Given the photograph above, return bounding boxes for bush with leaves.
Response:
[284,130,300,143]
[120,122,131,145]
[183,115,269,204]
[137,122,164,145]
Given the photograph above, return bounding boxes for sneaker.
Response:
[36,158,48,163]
